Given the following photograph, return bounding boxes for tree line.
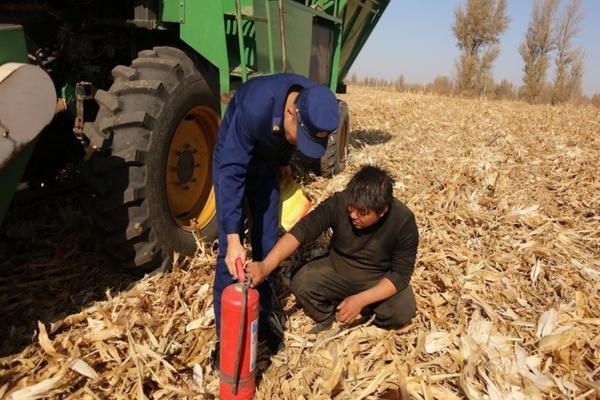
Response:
[350,0,600,106]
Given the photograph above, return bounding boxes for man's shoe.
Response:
[211,341,219,371]
[267,310,285,339]
[261,327,285,354]
[308,315,334,334]
[259,313,285,354]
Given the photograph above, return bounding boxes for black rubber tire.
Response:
[320,100,350,177]
[83,46,219,270]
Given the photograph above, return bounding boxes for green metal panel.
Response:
[0,25,28,64]
[329,0,346,91]
[338,0,389,82]
[170,0,385,108]
[254,1,282,74]
[255,1,342,86]
[223,0,255,14]
[255,1,314,77]
[174,0,231,110]
[161,0,185,23]
[282,1,314,77]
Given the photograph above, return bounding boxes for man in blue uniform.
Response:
[212,73,340,360]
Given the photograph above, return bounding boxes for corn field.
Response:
[1,86,598,399]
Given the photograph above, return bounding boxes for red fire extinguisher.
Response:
[219,258,259,399]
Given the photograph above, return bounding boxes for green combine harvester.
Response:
[0,0,388,270]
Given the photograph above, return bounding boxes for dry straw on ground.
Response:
[1,86,599,399]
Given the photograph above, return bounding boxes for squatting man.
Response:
[246,165,419,334]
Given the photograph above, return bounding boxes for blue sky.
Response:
[348,0,600,96]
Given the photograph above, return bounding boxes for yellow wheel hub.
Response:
[166,105,219,232]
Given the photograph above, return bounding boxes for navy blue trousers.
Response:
[213,170,279,338]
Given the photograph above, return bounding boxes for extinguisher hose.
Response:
[232,283,247,395]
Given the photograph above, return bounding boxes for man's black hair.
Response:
[346,165,393,213]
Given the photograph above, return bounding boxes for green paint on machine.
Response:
[0,1,388,256]
[172,0,389,111]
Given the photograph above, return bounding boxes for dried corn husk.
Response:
[1,86,598,399]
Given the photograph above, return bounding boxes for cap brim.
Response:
[296,120,327,159]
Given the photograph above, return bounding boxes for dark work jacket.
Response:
[289,191,419,292]
[213,73,317,234]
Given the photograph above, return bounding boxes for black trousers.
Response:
[290,255,416,328]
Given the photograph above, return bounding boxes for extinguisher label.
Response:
[250,318,258,371]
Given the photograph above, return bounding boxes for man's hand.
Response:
[336,294,366,324]
[245,261,270,287]
[225,233,245,279]
[242,233,300,287]
[279,165,292,181]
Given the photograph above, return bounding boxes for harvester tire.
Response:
[319,100,350,177]
[83,46,219,270]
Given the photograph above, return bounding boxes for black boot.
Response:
[308,314,335,334]
[211,341,220,371]
[258,313,285,354]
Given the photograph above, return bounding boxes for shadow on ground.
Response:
[350,129,392,148]
[0,188,143,357]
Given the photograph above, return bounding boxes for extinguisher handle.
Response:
[235,257,246,282]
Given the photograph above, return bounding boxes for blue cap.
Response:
[295,85,339,159]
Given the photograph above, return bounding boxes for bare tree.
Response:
[453,0,511,96]
[494,79,516,100]
[394,75,405,92]
[428,76,454,96]
[520,0,560,103]
[552,0,584,104]
[567,50,584,100]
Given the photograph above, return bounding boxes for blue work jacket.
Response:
[213,73,317,235]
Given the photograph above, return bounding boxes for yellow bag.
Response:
[279,176,313,231]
